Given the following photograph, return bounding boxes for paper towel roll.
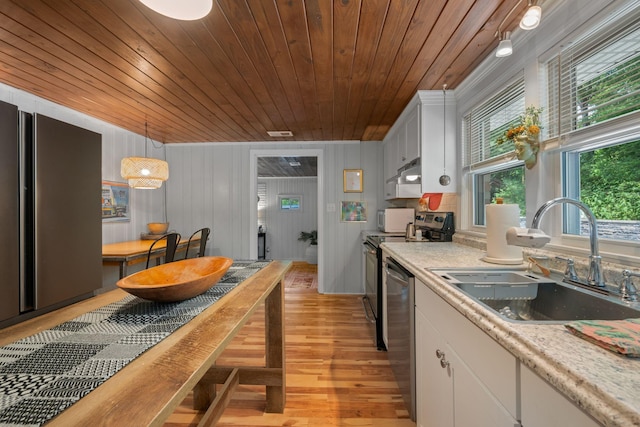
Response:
[483,204,523,264]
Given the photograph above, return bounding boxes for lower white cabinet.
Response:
[415,280,519,427]
[521,365,602,427]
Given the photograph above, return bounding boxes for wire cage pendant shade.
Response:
[121,121,169,189]
[121,156,169,189]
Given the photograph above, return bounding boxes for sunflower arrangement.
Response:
[497,106,543,169]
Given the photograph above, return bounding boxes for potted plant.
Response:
[298,230,318,264]
[496,106,543,169]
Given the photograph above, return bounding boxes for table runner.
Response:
[0,260,269,426]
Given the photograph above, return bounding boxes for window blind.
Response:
[547,7,640,138]
[463,74,525,167]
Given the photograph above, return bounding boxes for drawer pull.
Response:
[435,349,450,368]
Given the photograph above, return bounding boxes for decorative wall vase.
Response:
[514,134,540,170]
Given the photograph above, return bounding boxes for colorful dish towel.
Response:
[565,318,640,357]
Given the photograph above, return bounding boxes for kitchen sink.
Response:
[432,269,640,323]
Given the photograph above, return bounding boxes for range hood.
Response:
[385,159,422,200]
[399,158,421,184]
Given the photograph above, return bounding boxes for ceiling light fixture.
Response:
[121,122,169,189]
[138,0,212,21]
[520,2,542,30]
[494,0,542,58]
[496,31,513,57]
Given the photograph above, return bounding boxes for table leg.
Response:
[264,280,285,412]
[119,262,127,279]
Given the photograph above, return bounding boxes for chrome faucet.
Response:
[531,197,605,288]
[620,270,639,302]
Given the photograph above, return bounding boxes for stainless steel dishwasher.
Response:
[384,256,415,421]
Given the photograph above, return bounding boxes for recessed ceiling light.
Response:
[138,0,212,20]
[267,131,293,137]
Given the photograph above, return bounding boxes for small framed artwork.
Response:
[102,181,130,222]
[343,169,363,193]
[341,201,367,222]
[278,194,302,211]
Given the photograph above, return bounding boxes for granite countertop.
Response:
[381,241,640,427]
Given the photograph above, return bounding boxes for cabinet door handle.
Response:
[435,349,450,368]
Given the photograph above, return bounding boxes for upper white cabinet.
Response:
[382,90,456,196]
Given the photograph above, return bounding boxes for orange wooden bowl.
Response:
[117,256,233,302]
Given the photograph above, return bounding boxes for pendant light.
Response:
[439,84,451,186]
[138,0,212,21]
[495,31,513,57]
[120,122,169,189]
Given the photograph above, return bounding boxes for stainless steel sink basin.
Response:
[433,269,640,323]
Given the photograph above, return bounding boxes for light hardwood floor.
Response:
[164,268,414,427]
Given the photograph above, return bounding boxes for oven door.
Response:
[362,240,379,346]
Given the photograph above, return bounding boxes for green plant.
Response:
[298,230,318,245]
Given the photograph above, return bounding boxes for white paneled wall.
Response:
[166,141,382,294]
[261,177,317,260]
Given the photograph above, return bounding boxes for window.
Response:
[463,73,527,225]
[548,5,640,242]
[547,7,640,137]
[473,165,525,226]
[463,75,525,167]
[563,140,640,241]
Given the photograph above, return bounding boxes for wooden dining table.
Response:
[102,236,200,278]
[0,259,291,427]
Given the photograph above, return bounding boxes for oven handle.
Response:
[363,241,377,254]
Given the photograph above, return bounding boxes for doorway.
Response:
[249,149,324,293]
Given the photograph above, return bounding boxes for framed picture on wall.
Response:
[102,181,130,222]
[341,201,367,222]
[278,194,302,211]
[343,169,363,192]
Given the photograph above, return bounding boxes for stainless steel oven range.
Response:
[362,234,405,350]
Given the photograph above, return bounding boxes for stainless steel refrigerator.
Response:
[0,100,102,325]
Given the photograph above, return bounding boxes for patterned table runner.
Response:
[0,260,269,426]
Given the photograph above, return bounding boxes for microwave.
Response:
[377,208,415,232]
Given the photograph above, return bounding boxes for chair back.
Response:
[146,232,181,269]
[185,227,210,259]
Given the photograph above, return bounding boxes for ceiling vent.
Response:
[267,130,293,137]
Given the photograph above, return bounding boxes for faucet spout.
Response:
[531,197,605,288]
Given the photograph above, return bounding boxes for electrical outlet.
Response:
[327,203,336,212]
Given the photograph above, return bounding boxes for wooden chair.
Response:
[146,232,181,269]
[184,227,210,259]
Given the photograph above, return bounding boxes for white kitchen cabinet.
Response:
[382,90,456,197]
[415,301,453,427]
[384,131,399,180]
[521,365,602,427]
[415,280,519,427]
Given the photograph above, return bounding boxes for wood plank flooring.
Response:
[164,266,414,427]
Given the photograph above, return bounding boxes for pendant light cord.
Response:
[442,84,447,174]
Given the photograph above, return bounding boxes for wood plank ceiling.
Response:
[0,0,528,143]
